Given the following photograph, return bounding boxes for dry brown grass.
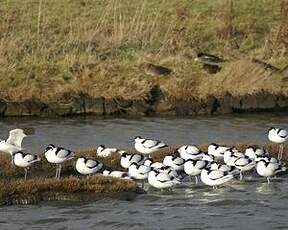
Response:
[0,0,287,103]
[0,176,138,205]
[195,59,288,99]
[0,176,136,196]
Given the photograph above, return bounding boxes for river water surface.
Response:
[0,113,287,230]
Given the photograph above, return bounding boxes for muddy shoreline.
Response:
[0,90,287,118]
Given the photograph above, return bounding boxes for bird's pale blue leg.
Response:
[10,155,14,165]
[58,164,62,179]
[278,144,283,160]
[267,177,270,184]
[55,166,59,179]
[24,168,28,180]
[195,176,198,185]
[239,172,243,181]
[279,144,284,160]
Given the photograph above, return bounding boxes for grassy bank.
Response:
[0,143,287,205]
[0,0,287,106]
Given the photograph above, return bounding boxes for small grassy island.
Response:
[0,149,139,206]
[0,143,286,206]
[0,0,287,117]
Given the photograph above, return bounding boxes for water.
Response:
[0,113,287,230]
[0,113,287,152]
[1,181,288,230]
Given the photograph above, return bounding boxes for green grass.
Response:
[0,0,287,102]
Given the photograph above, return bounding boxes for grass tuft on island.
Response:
[0,143,287,205]
[0,176,138,206]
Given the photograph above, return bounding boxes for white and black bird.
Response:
[134,136,168,154]
[200,169,235,189]
[13,151,41,180]
[267,127,288,160]
[103,170,130,179]
[224,149,244,166]
[96,145,126,157]
[143,158,165,169]
[234,156,256,180]
[143,157,153,166]
[254,156,285,168]
[163,155,185,171]
[201,152,215,162]
[210,162,239,175]
[184,159,210,184]
[0,129,28,164]
[208,143,230,161]
[178,145,202,160]
[256,159,286,183]
[158,166,180,179]
[148,169,181,190]
[75,157,103,175]
[44,144,75,179]
[120,152,146,169]
[245,146,269,160]
[128,162,151,180]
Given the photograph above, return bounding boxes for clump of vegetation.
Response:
[0,176,138,205]
[0,0,287,103]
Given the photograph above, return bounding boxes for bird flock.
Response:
[0,127,287,190]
